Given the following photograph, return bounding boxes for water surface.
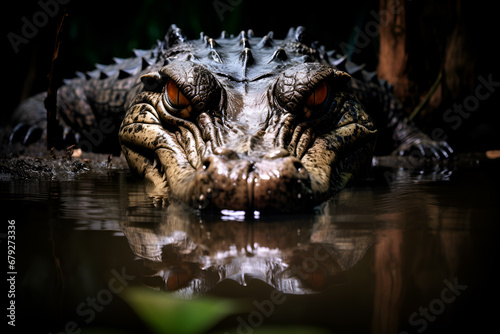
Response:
[2,159,499,333]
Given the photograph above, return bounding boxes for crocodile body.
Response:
[11,25,452,212]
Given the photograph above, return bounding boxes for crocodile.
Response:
[10,25,452,212]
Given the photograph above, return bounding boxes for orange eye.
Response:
[306,81,328,107]
[166,270,191,291]
[166,80,190,109]
[304,269,326,290]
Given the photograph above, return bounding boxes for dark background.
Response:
[3,0,375,117]
[3,0,499,152]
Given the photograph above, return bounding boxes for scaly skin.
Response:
[11,25,452,212]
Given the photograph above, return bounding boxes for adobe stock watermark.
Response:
[442,74,499,131]
[383,73,500,187]
[213,0,243,22]
[227,243,338,334]
[77,116,117,153]
[289,243,336,284]
[400,277,467,334]
[229,289,287,334]
[7,0,71,54]
[48,267,135,334]
[339,0,403,56]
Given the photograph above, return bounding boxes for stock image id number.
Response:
[7,220,15,269]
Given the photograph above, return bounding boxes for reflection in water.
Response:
[3,159,499,333]
[120,201,374,296]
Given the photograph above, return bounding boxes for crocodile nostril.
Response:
[202,159,211,170]
[293,160,305,172]
[264,148,290,160]
[214,147,239,160]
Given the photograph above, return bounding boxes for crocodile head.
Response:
[119,26,377,212]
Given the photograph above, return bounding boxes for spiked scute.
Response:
[75,24,376,95]
[10,24,381,153]
[11,24,451,161]
[9,23,454,211]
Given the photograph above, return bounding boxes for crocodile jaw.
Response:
[118,29,377,212]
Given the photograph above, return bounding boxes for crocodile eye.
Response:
[306,81,328,107]
[164,80,193,118]
[167,80,189,108]
[303,81,328,118]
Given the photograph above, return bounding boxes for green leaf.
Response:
[122,287,246,334]
[211,326,331,334]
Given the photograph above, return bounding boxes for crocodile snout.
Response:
[192,148,313,212]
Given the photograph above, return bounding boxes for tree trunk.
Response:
[377,0,410,101]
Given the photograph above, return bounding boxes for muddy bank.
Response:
[0,154,128,181]
[0,143,129,182]
[1,129,498,182]
[2,148,497,183]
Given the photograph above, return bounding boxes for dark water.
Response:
[2,159,499,334]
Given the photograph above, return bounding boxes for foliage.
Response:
[122,287,246,334]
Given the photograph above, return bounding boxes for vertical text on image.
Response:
[7,219,16,327]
